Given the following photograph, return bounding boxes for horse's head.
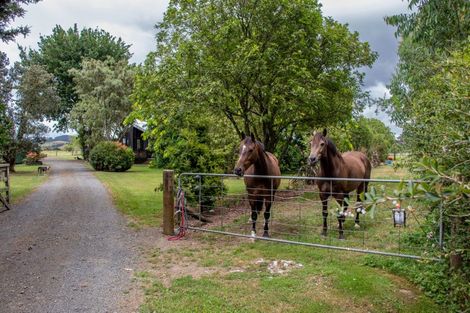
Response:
[234,133,261,176]
[308,128,328,165]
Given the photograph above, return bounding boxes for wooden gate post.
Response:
[162,170,175,235]
[0,164,11,211]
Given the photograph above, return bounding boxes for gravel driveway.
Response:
[0,159,142,313]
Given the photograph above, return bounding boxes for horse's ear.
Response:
[250,132,255,141]
[323,128,327,136]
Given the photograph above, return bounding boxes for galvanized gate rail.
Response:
[166,172,443,262]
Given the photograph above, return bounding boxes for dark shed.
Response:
[122,121,151,163]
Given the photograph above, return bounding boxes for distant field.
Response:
[43,150,82,160]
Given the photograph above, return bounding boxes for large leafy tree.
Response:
[69,58,135,157]
[328,117,395,163]
[1,63,60,171]
[385,0,469,309]
[134,0,376,154]
[385,0,469,170]
[29,24,131,130]
[385,0,469,52]
[0,54,12,153]
[1,0,41,156]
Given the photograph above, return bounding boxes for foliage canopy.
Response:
[0,0,41,43]
[29,24,132,130]
[134,0,377,156]
[385,0,469,309]
[70,57,135,156]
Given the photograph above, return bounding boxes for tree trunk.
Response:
[8,157,15,173]
[450,216,464,270]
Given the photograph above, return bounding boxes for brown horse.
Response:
[234,134,281,237]
[308,129,372,239]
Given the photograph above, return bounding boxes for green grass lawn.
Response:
[371,164,409,180]
[9,164,48,203]
[92,165,163,226]
[139,234,441,313]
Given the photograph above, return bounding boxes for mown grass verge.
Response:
[9,164,48,203]
[139,234,442,313]
[92,165,163,227]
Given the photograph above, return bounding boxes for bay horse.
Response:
[234,134,281,238]
[308,129,371,239]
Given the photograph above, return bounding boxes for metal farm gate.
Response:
[164,172,443,261]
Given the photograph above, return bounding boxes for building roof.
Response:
[133,120,147,132]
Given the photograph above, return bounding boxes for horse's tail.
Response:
[363,154,372,179]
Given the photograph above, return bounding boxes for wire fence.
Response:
[176,173,443,261]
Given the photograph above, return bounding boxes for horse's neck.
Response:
[253,147,269,175]
[320,149,343,178]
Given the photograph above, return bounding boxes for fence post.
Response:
[162,170,175,235]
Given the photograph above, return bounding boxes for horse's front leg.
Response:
[336,193,348,240]
[249,196,262,237]
[354,182,368,228]
[263,193,275,238]
[355,191,363,228]
[320,192,328,237]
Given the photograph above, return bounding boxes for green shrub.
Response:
[89,141,134,172]
[24,151,47,165]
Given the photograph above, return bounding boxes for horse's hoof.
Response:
[338,235,345,240]
[262,232,270,238]
[354,223,361,229]
[249,231,256,243]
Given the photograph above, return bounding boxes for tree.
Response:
[385,0,469,52]
[0,54,12,154]
[1,0,42,156]
[328,117,395,163]
[1,63,60,171]
[364,118,395,162]
[385,0,469,309]
[28,24,131,130]
[134,0,376,155]
[69,58,135,158]
[0,0,41,43]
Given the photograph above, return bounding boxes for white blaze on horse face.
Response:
[236,145,247,169]
[309,137,325,161]
[240,145,247,160]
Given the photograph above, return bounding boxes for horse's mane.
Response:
[245,137,269,175]
[326,138,342,159]
[317,137,342,178]
[255,140,269,175]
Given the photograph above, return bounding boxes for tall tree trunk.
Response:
[8,152,16,173]
[9,160,15,173]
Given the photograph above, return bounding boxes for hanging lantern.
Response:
[392,201,406,227]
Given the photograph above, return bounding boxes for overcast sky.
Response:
[0,0,409,136]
